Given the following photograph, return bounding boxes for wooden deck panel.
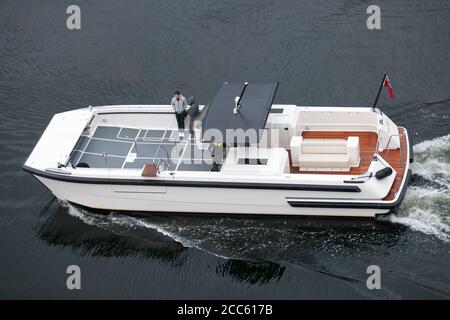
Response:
[379,128,407,200]
[288,129,408,201]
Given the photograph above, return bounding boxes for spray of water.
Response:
[386,134,450,242]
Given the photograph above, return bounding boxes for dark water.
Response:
[1,0,449,299]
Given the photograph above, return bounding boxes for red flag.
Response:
[383,75,395,99]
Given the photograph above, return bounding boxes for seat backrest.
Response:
[301,139,347,154]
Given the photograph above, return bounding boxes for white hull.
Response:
[35,175,397,218]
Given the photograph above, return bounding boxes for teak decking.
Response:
[379,128,408,201]
[289,128,408,201]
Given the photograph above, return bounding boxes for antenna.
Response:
[233,82,248,114]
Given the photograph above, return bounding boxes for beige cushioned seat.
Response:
[298,154,350,169]
[290,136,360,171]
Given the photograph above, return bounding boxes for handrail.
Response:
[383,134,400,157]
[374,133,405,171]
[157,145,173,173]
[374,133,399,154]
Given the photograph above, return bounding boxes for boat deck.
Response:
[69,126,214,171]
[289,129,408,201]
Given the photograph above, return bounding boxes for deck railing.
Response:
[156,144,173,173]
[374,132,405,171]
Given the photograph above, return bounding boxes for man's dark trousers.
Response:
[175,111,186,130]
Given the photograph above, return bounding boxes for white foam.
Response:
[413,134,450,154]
[386,134,450,242]
[413,134,450,182]
[413,135,449,183]
[388,207,450,242]
[412,159,450,187]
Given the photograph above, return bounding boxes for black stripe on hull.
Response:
[23,165,361,192]
[287,169,411,211]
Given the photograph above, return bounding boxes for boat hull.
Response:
[31,173,412,218]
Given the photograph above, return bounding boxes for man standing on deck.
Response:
[186,96,199,136]
[171,90,187,137]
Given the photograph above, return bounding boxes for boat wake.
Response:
[384,134,450,242]
[63,201,231,259]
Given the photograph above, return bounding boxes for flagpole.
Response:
[372,74,387,110]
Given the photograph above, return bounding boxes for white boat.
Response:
[23,82,412,218]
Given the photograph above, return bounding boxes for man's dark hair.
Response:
[174,90,181,95]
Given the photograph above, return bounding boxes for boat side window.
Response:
[237,158,268,165]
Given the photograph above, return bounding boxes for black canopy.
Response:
[202,82,279,143]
